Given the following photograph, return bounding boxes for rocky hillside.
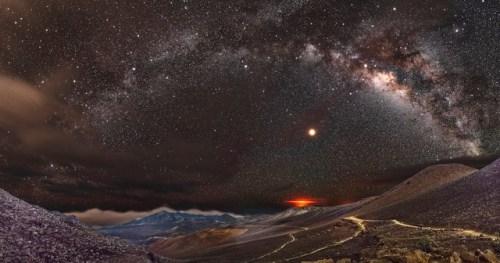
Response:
[359,160,500,233]
[0,188,168,263]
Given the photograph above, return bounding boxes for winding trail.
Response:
[359,217,498,240]
[389,219,498,240]
[248,216,498,262]
[247,234,297,262]
[283,217,365,261]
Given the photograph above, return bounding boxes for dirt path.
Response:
[248,234,297,262]
[283,217,366,261]
[283,216,497,261]
[244,216,498,262]
[353,216,498,240]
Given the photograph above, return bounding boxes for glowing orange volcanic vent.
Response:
[285,198,317,207]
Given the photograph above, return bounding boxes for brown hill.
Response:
[149,228,247,258]
[353,163,477,216]
[358,160,500,233]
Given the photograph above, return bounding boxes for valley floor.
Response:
[165,216,500,263]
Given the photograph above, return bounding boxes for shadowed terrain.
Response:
[0,160,499,262]
[142,162,500,262]
[0,189,169,263]
[358,161,500,233]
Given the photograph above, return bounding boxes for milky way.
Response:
[0,0,499,213]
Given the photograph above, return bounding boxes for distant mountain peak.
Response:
[98,210,239,244]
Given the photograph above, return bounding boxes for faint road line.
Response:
[284,217,365,261]
[250,216,498,262]
[390,219,498,240]
[247,233,297,262]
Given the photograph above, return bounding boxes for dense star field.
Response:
[0,0,499,213]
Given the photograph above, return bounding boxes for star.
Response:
[308,128,317,137]
[0,0,498,215]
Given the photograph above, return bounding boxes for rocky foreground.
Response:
[0,188,169,263]
[300,218,500,263]
[304,245,499,263]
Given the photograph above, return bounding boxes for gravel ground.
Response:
[0,188,169,263]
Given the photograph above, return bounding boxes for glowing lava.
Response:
[285,198,317,207]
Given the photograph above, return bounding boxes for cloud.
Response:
[66,207,243,228]
[0,72,135,167]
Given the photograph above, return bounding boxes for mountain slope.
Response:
[98,211,239,244]
[358,160,500,233]
[143,161,500,262]
[353,163,477,216]
[148,228,248,258]
[0,188,167,263]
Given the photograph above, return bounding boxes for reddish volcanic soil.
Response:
[148,228,248,258]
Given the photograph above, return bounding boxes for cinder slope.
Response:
[148,228,248,258]
[354,164,477,215]
[359,160,500,233]
[0,188,167,263]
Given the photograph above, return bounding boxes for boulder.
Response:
[479,250,499,263]
[450,252,463,263]
[457,245,479,263]
[405,250,430,263]
[376,248,408,263]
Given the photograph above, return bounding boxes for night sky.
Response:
[0,0,499,213]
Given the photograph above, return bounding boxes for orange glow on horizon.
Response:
[285,198,318,207]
